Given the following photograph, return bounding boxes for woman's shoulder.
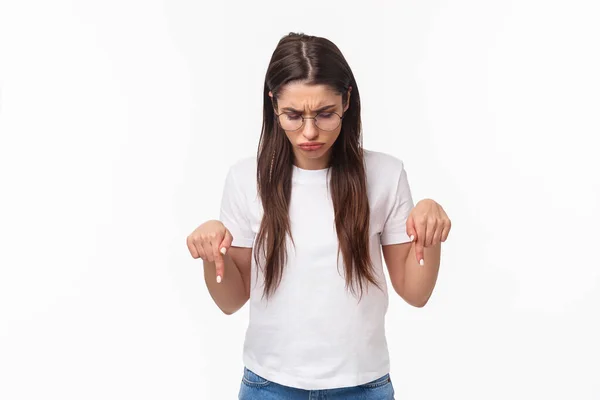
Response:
[224,155,258,193]
[225,154,257,180]
[228,154,257,173]
[363,148,407,173]
[363,149,412,202]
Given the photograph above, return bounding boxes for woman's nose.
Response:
[302,118,319,139]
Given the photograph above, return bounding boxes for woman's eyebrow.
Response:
[280,104,337,113]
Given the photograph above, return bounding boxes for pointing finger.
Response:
[415,219,426,266]
[210,232,225,283]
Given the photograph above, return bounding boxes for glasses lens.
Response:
[278,112,342,131]
[278,114,303,131]
[315,113,341,131]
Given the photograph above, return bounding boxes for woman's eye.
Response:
[318,113,333,119]
[285,114,301,120]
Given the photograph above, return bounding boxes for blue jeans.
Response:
[238,367,395,399]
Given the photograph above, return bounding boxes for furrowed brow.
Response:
[280,104,337,113]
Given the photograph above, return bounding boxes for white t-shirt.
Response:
[219,149,414,390]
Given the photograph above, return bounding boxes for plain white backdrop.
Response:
[1,0,599,399]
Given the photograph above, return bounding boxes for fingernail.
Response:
[220,247,227,255]
[216,275,222,283]
[410,235,415,242]
[419,259,424,266]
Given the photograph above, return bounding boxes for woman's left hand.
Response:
[406,199,451,265]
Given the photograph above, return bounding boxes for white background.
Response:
[1,1,599,399]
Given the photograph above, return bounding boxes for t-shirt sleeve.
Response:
[380,163,415,245]
[219,165,255,248]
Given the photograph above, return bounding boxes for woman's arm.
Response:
[382,198,449,307]
[203,246,252,315]
[382,242,441,307]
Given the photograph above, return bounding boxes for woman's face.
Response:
[270,82,350,170]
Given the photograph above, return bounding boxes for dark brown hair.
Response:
[254,32,381,300]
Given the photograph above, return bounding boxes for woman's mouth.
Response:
[298,143,324,151]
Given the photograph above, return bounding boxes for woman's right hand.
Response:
[186,220,233,283]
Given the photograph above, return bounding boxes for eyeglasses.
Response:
[275,111,344,132]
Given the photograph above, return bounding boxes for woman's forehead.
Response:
[277,82,340,108]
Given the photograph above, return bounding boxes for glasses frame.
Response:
[274,110,345,132]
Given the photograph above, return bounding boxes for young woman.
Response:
[186,32,451,399]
